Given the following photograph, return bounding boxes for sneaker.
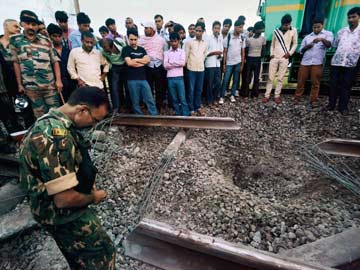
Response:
[219,98,224,104]
[234,90,239,97]
[230,96,236,102]
[262,97,270,103]
[274,97,281,104]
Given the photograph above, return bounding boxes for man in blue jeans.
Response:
[205,21,223,107]
[220,19,246,104]
[185,22,208,116]
[121,29,157,115]
[164,32,189,116]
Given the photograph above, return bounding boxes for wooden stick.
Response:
[59,91,65,105]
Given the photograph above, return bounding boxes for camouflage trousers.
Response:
[44,209,116,270]
[25,89,60,118]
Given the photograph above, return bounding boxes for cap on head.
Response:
[20,10,40,24]
[141,21,156,31]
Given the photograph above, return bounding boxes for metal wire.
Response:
[301,143,360,196]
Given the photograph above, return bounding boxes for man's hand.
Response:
[222,65,226,74]
[77,78,86,87]
[313,38,323,43]
[100,73,107,81]
[56,80,63,93]
[93,189,107,204]
[240,63,244,73]
[283,53,290,59]
[18,84,25,93]
[270,55,275,59]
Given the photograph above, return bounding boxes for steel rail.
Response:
[124,219,335,270]
[316,139,360,158]
[111,114,240,130]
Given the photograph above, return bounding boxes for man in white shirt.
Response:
[205,21,223,107]
[67,31,109,89]
[328,7,360,115]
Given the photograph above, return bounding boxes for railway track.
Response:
[0,116,359,269]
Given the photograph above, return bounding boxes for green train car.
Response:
[257,0,360,88]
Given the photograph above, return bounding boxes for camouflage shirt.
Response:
[9,33,59,91]
[19,109,87,225]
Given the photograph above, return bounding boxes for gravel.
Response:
[1,95,360,269]
[149,96,360,253]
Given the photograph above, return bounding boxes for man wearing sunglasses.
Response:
[19,86,115,270]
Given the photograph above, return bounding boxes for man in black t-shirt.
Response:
[121,29,157,115]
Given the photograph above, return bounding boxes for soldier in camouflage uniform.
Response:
[0,18,36,128]
[19,86,115,269]
[9,10,63,118]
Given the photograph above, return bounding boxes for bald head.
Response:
[3,19,21,35]
[125,17,134,29]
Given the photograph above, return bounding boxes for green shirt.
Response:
[100,40,125,67]
[19,109,86,225]
[9,33,59,91]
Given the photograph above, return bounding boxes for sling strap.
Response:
[274,28,289,55]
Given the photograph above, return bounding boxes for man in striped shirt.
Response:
[263,14,298,104]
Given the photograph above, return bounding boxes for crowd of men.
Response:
[0,7,359,152]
